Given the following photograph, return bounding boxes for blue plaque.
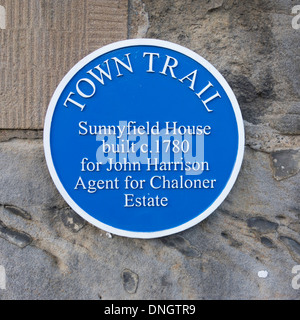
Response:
[44,39,244,238]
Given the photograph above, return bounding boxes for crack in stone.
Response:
[160,235,200,258]
[247,217,279,233]
[279,236,300,263]
[0,219,32,248]
[3,204,32,220]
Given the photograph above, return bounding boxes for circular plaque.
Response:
[44,39,244,238]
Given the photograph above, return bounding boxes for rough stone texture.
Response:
[0,0,299,300]
[0,220,32,249]
[0,0,128,129]
[270,149,300,181]
[0,130,43,143]
[121,269,139,294]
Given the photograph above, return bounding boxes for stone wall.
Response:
[0,0,299,299]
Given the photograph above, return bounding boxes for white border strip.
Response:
[44,39,245,239]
